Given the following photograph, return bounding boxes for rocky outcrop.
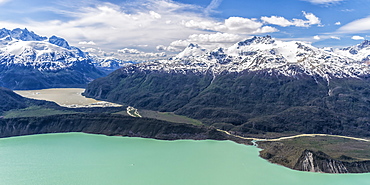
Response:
[0,114,250,144]
[295,150,349,173]
[294,150,370,173]
[259,142,370,173]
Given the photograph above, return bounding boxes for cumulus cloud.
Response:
[352,35,365,40]
[0,0,208,54]
[170,39,191,48]
[149,11,162,19]
[261,16,293,27]
[313,35,321,40]
[165,32,244,52]
[335,21,341,25]
[156,45,166,51]
[187,32,243,43]
[117,48,142,54]
[261,12,321,27]
[0,0,327,60]
[78,41,96,45]
[183,17,278,34]
[302,0,343,4]
[338,16,370,33]
[83,48,97,53]
[115,47,166,60]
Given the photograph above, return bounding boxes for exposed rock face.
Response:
[259,142,370,173]
[295,150,349,173]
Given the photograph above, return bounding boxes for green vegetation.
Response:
[3,106,76,118]
[140,110,203,126]
[84,70,370,138]
[0,62,104,90]
[113,110,129,116]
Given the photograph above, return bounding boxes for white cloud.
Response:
[149,11,162,19]
[83,48,97,53]
[302,12,321,25]
[156,45,166,51]
[341,9,354,12]
[170,40,191,47]
[223,17,271,33]
[330,36,341,40]
[0,0,10,5]
[261,12,321,27]
[166,32,244,51]
[78,41,96,45]
[0,0,208,54]
[188,32,243,44]
[313,35,321,40]
[351,35,365,40]
[303,0,343,4]
[1,0,328,60]
[117,48,142,54]
[183,17,278,34]
[204,0,223,16]
[338,16,370,33]
[335,21,341,25]
[261,16,293,27]
[114,47,166,60]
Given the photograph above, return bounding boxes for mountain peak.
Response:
[48,35,71,49]
[358,40,370,50]
[187,43,199,48]
[237,35,275,46]
[129,35,370,80]
[4,28,47,41]
[175,43,208,59]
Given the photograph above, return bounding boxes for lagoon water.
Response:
[0,133,369,185]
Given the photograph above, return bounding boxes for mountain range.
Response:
[2,29,370,174]
[84,35,370,138]
[0,28,121,89]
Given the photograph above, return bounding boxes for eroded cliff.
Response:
[259,141,370,173]
[0,114,249,143]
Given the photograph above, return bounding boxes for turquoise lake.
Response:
[0,133,369,185]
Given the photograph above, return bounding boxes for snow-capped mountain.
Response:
[0,28,104,89]
[332,40,370,62]
[174,43,208,59]
[0,28,46,44]
[124,36,370,81]
[0,29,92,71]
[91,57,136,73]
[84,35,370,144]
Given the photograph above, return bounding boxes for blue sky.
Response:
[0,0,370,59]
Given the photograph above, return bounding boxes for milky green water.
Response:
[0,133,369,185]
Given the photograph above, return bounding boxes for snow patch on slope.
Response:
[124,36,370,80]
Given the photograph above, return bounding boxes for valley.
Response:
[3,86,370,173]
[1,28,370,174]
[2,0,370,183]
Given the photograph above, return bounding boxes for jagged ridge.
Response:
[124,36,370,81]
[0,28,104,89]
